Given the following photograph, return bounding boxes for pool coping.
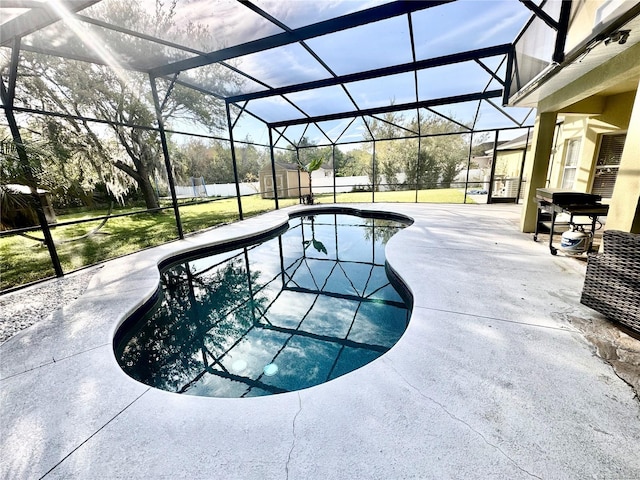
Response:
[2,203,639,479]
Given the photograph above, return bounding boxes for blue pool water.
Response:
[115,212,411,398]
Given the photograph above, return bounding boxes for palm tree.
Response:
[297,156,323,205]
[0,135,52,230]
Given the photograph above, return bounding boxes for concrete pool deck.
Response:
[1,203,639,479]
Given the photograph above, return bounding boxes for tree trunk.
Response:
[113,157,160,210]
[112,127,161,211]
[139,174,160,210]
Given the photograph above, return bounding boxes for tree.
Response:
[235,138,268,183]
[334,147,370,177]
[362,112,469,191]
[0,133,49,229]
[415,150,440,189]
[13,0,241,210]
[297,155,323,204]
[117,257,268,393]
[364,113,404,191]
[440,157,464,188]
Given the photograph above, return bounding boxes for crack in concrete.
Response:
[608,365,640,404]
[38,387,150,479]
[1,343,111,381]
[415,305,579,334]
[285,392,302,480]
[564,314,640,402]
[384,359,543,480]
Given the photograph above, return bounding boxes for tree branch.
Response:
[113,159,141,182]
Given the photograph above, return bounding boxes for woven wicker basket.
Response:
[580,230,640,335]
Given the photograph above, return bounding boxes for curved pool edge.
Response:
[4,203,640,479]
[104,208,293,351]
[105,205,415,339]
[107,204,418,397]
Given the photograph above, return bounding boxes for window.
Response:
[592,133,626,198]
[561,138,580,189]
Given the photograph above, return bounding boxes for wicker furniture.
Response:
[581,230,640,336]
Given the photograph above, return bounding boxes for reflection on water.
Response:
[116,213,410,398]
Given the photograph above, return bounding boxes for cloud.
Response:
[422,1,529,51]
[174,0,282,50]
[474,10,530,45]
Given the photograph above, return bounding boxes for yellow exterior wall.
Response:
[524,87,638,232]
[564,0,630,52]
[520,112,558,232]
[518,1,640,234]
[495,150,525,178]
[606,79,640,232]
[547,117,588,189]
[565,0,601,52]
[545,92,635,196]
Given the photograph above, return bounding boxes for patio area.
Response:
[1,203,639,479]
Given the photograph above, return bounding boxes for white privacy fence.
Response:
[174,176,372,198]
[173,173,513,199]
[174,172,501,198]
[311,176,370,193]
[174,182,260,198]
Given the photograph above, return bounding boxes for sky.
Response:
[222,0,536,147]
[2,0,539,148]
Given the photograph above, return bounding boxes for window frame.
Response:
[561,137,581,190]
[591,132,626,198]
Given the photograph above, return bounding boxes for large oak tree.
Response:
[11,0,241,210]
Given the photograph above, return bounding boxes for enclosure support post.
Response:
[1,37,63,277]
[463,132,474,204]
[295,147,302,203]
[149,74,183,239]
[268,127,280,209]
[225,101,244,219]
[416,133,422,203]
[486,130,500,204]
[515,126,532,203]
[332,144,337,204]
[372,141,376,203]
[553,0,572,63]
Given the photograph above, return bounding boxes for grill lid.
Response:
[536,188,602,205]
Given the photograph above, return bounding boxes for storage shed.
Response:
[259,162,309,199]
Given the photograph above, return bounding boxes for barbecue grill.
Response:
[534,188,609,255]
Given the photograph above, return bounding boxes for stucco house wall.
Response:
[513,1,640,234]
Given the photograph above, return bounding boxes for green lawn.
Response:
[325,188,473,203]
[0,189,472,290]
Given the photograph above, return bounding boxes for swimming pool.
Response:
[115,212,412,398]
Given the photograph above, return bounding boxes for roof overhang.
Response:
[508,3,640,110]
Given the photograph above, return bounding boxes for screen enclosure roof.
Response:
[1,0,545,144]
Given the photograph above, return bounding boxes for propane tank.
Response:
[560,225,592,255]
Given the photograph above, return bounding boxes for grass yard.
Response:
[323,188,474,203]
[0,189,471,290]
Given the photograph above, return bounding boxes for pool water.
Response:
[115,212,411,398]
